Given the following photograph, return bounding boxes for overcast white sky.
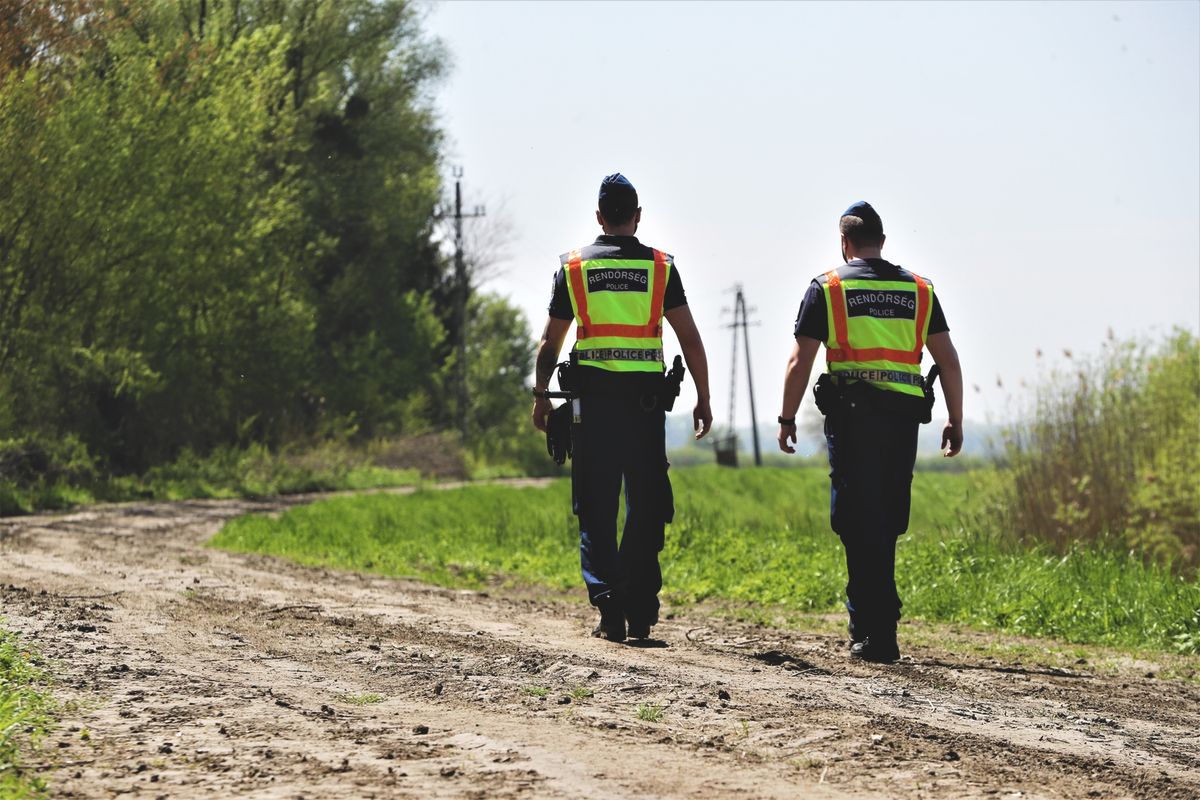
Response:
[425,0,1200,432]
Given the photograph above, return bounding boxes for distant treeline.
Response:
[0,0,535,476]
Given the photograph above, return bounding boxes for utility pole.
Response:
[738,288,762,467]
[450,167,485,437]
[721,284,762,466]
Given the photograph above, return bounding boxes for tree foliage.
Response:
[0,0,533,476]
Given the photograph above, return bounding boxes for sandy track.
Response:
[1,493,1198,799]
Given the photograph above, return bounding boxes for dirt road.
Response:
[1,493,1198,799]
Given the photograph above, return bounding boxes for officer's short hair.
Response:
[599,197,637,226]
[840,213,884,248]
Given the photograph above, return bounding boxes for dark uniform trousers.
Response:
[824,393,920,640]
[572,393,674,628]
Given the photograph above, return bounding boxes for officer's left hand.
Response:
[531,397,552,432]
[693,398,712,440]
[941,420,963,457]
[778,423,797,454]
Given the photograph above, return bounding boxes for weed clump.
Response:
[636,703,664,722]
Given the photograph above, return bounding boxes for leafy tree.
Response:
[0,0,540,484]
[166,0,451,435]
[464,293,557,476]
[0,8,319,468]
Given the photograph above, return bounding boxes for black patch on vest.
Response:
[586,268,649,293]
[844,288,917,320]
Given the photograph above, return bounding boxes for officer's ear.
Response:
[596,209,605,228]
[878,233,886,249]
[633,207,642,231]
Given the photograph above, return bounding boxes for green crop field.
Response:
[211,466,1200,655]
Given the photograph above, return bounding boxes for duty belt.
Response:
[576,347,663,363]
[832,368,925,387]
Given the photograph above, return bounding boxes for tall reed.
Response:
[998,329,1199,571]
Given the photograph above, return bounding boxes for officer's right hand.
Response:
[941,420,963,457]
[532,397,552,432]
[693,398,712,440]
[778,424,797,454]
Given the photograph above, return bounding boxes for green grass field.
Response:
[0,625,51,799]
[211,466,1200,654]
[0,441,422,516]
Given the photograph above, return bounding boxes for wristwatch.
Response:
[777,416,796,426]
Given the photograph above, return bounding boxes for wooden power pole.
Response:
[721,284,762,466]
[450,167,485,437]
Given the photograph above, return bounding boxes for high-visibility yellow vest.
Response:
[819,267,934,398]
[562,247,670,373]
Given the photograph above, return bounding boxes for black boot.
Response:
[626,618,653,640]
[592,605,626,642]
[849,632,900,664]
[847,617,866,649]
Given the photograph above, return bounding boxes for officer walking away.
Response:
[776,201,964,663]
[531,173,713,643]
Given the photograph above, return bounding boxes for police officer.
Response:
[777,201,964,663]
[532,173,713,642]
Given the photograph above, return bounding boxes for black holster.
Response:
[813,373,845,416]
[662,355,686,412]
[557,355,579,396]
[920,365,941,424]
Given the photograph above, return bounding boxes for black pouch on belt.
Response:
[812,373,845,416]
[546,402,574,465]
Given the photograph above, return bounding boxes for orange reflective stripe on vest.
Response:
[824,269,930,365]
[911,273,930,351]
[566,250,591,331]
[569,248,667,340]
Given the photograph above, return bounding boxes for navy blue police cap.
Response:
[599,173,638,204]
[841,201,882,226]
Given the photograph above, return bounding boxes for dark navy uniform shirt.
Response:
[794,258,949,342]
[547,234,688,394]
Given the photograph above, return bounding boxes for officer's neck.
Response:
[600,222,638,237]
[846,246,884,261]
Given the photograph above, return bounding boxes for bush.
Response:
[0,436,100,513]
[998,329,1199,571]
[0,436,97,488]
